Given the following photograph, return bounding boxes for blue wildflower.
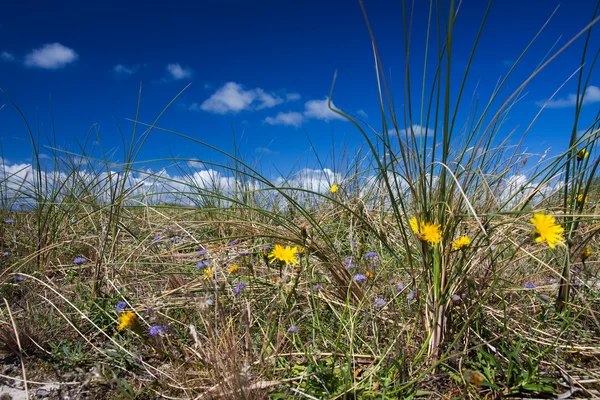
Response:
[198,249,207,255]
[451,294,461,302]
[539,295,551,303]
[374,297,386,308]
[525,282,536,289]
[353,274,367,282]
[232,282,247,295]
[323,227,329,232]
[206,298,214,305]
[115,301,127,311]
[149,325,168,336]
[311,284,322,291]
[3,251,9,256]
[260,245,270,251]
[4,219,14,224]
[15,275,24,282]
[288,326,298,333]
[74,257,86,265]
[196,261,208,269]
[407,290,416,301]
[395,283,405,292]
[364,251,377,258]
[238,250,252,256]
[153,235,161,241]
[229,239,239,247]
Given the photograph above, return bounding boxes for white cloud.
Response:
[1,51,15,62]
[357,109,368,118]
[537,86,600,108]
[24,43,78,69]
[166,63,193,80]
[264,111,304,127]
[187,102,202,112]
[275,168,342,193]
[286,93,301,101]
[303,97,345,121]
[255,147,278,155]
[187,161,205,168]
[395,124,434,137]
[113,64,137,74]
[200,82,283,114]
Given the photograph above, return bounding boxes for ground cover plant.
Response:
[1,0,600,398]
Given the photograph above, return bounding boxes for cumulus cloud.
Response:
[264,111,304,127]
[395,124,434,137]
[286,93,301,101]
[200,82,283,114]
[24,43,78,69]
[1,51,15,62]
[303,97,345,121]
[537,86,600,108]
[113,64,137,74]
[166,63,193,80]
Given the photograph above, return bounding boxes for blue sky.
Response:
[1,0,599,178]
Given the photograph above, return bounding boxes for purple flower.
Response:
[198,249,207,255]
[323,227,329,232]
[451,294,461,302]
[524,282,536,289]
[364,251,377,258]
[539,295,551,302]
[347,263,356,269]
[232,282,248,295]
[4,219,14,224]
[238,250,252,256]
[74,257,86,265]
[115,301,127,311]
[353,274,367,282]
[149,325,168,336]
[345,256,355,269]
[311,284,322,291]
[287,326,298,333]
[395,283,405,292]
[3,251,9,256]
[196,261,208,269]
[407,290,416,301]
[260,245,270,251]
[351,240,357,248]
[15,275,23,282]
[229,239,239,247]
[374,297,386,308]
[206,298,214,305]
[153,235,161,241]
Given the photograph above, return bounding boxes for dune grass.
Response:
[2,0,600,398]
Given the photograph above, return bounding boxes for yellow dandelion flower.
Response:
[409,217,420,233]
[452,235,471,251]
[203,267,214,280]
[228,265,239,274]
[530,213,564,249]
[582,247,592,261]
[330,184,339,193]
[297,246,306,255]
[577,193,588,204]
[420,222,441,245]
[268,244,299,265]
[577,147,589,161]
[117,311,137,331]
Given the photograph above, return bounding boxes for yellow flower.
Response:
[409,217,420,233]
[582,247,592,261]
[330,184,339,193]
[117,311,137,331]
[530,213,564,249]
[228,265,239,274]
[577,193,588,204]
[420,222,441,245]
[365,271,374,279]
[268,244,299,265]
[577,147,589,161]
[452,235,471,251]
[203,267,214,280]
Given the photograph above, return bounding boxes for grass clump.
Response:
[1,0,600,398]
